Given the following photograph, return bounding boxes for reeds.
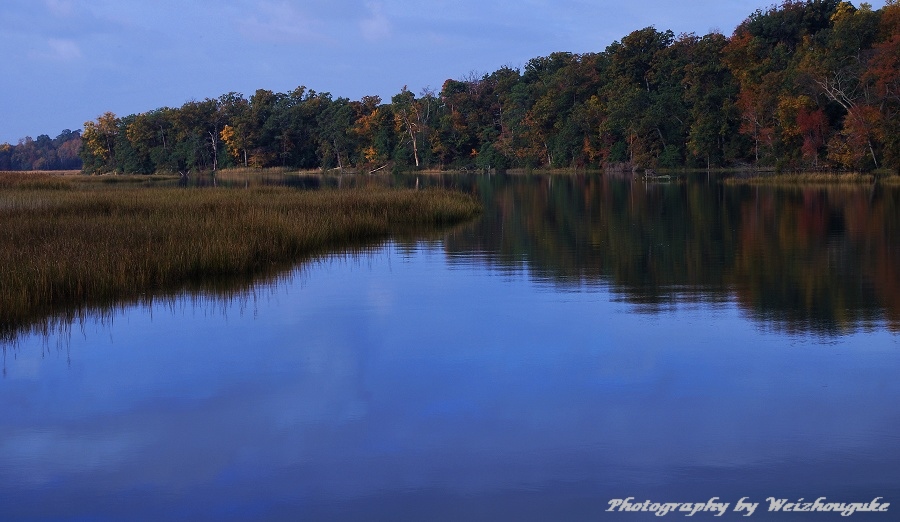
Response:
[0,173,480,339]
[723,172,876,185]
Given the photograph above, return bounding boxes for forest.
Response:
[3,0,899,174]
[0,130,83,171]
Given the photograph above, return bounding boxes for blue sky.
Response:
[0,0,887,144]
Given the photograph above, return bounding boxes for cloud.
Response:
[238,1,324,43]
[49,39,82,60]
[359,1,391,42]
[44,0,75,17]
[27,38,83,62]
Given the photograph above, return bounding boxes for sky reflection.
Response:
[1,242,898,520]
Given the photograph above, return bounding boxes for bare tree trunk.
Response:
[629,133,635,164]
[334,139,343,171]
[815,76,879,167]
[754,125,759,163]
[402,117,420,167]
[208,130,219,171]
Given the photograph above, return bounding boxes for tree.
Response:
[57,0,900,174]
[392,86,423,167]
[683,33,741,167]
[81,112,119,173]
[797,106,828,166]
[602,28,681,168]
[351,95,394,169]
[54,130,82,170]
[801,2,881,169]
[867,0,900,171]
[218,92,251,167]
[317,97,353,170]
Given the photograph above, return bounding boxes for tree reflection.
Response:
[6,172,898,343]
[442,173,900,335]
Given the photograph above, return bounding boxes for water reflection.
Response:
[430,173,900,335]
[3,172,900,520]
[4,172,899,346]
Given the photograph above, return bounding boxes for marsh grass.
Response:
[0,172,480,340]
[207,167,303,185]
[0,171,77,190]
[723,172,876,185]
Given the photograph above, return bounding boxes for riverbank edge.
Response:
[0,173,481,341]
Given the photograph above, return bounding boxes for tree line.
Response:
[4,0,899,174]
[0,131,82,171]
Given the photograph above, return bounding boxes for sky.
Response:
[0,0,889,144]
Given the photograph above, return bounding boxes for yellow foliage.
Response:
[81,121,108,160]
[363,146,379,163]
[354,109,379,136]
[830,1,855,23]
[777,95,813,139]
[82,112,119,165]
[220,125,240,161]
[125,113,154,149]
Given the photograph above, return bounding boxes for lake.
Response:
[2,173,899,521]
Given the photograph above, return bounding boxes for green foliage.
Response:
[5,0,893,175]
[740,0,841,50]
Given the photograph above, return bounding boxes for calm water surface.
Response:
[2,174,899,520]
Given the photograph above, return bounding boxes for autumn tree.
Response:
[217,92,251,167]
[351,95,395,169]
[867,0,900,171]
[81,112,119,173]
[61,0,900,174]
[799,1,881,169]
[0,143,12,170]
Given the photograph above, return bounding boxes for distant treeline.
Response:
[0,131,82,171]
[6,0,900,174]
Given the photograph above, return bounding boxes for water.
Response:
[2,174,899,520]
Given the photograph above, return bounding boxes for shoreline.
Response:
[0,173,481,341]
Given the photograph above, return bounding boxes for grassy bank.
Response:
[722,172,878,185]
[0,172,480,339]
